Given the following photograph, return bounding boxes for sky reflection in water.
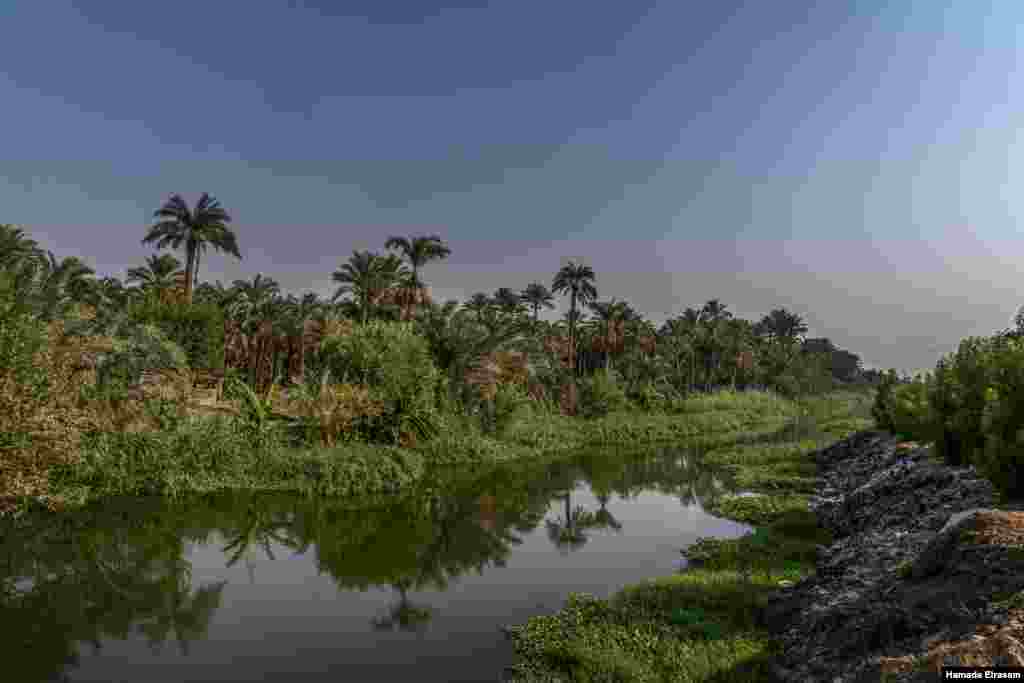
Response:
[1,445,754,682]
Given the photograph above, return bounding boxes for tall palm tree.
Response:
[126,253,185,301]
[551,261,597,373]
[142,193,241,305]
[698,299,733,389]
[383,234,451,289]
[588,298,629,375]
[520,282,555,324]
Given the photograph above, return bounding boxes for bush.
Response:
[630,380,669,413]
[929,358,965,466]
[279,376,386,447]
[128,297,225,369]
[95,323,188,388]
[949,337,997,465]
[0,273,51,433]
[577,372,629,419]
[889,378,933,442]
[480,381,532,436]
[871,369,900,431]
[316,321,442,445]
[977,339,1024,499]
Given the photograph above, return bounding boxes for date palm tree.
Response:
[0,223,40,271]
[331,250,408,324]
[551,261,597,373]
[26,251,97,321]
[463,292,493,320]
[142,193,241,305]
[126,253,185,302]
[588,298,630,375]
[383,234,451,289]
[492,287,525,317]
[520,282,555,324]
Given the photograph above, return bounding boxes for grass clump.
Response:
[50,415,426,504]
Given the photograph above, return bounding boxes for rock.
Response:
[760,430,1024,682]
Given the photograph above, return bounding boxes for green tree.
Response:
[551,260,597,374]
[142,193,241,305]
[330,251,409,324]
[383,234,451,289]
[463,292,493,319]
[520,282,555,325]
[126,253,185,300]
[492,287,525,317]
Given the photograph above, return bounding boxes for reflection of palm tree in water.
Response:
[545,492,597,555]
[371,578,433,632]
[138,578,227,655]
[592,493,622,533]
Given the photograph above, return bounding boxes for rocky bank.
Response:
[760,430,1024,682]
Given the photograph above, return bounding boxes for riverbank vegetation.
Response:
[869,319,1024,502]
[504,390,874,682]
[1,201,877,517]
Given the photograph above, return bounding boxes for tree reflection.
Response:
[0,442,743,680]
[371,578,433,633]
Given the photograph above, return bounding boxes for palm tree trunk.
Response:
[193,248,202,294]
[184,240,196,306]
[568,291,577,373]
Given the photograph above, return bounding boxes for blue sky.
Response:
[3,0,1023,371]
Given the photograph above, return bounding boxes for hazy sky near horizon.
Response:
[3,0,1023,371]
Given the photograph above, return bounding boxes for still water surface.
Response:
[3,445,754,682]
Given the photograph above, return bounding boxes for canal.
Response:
[1,444,755,682]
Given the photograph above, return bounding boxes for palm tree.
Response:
[383,234,451,289]
[27,251,97,320]
[126,253,185,302]
[520,282,555,324]
[463,292,493,320]
[331,250,408,324]
[756,308,808,346]
[588,298,630,375]
[142,193,241,305]
[551,261,597,373]
[0,224,40,271]
[492,287,525,317]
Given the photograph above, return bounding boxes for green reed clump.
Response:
[48,414,426,505]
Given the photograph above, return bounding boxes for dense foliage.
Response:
[0,217,882,515]
[871,329,1024,499]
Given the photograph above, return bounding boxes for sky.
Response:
[2,0,1023,372]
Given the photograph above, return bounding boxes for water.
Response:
[1,445,755,682]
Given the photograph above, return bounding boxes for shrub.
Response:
[889,378,934,442]
[316,321,442,445]
[871,369,901,432]
[95,323,188,388]
[480,381,532,436]
[949,337,996,465]
[977,339,1024,499]
[577,372,629,419]
[0,273,51,433]
[630,380,669,413]
[128,297,225,369]
[279,375,386,447]
[929,358,965,466]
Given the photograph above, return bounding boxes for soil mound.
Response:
[760,431,1024,682]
